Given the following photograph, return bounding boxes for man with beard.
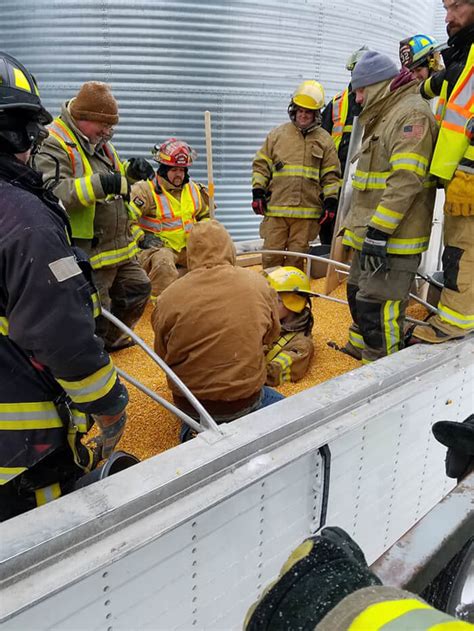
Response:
[36,82,152,351]
[411,0,474,343]
[252,80,341,270]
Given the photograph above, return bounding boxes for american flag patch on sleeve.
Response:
[402,123,425,139]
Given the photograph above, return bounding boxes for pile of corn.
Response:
[108,271,428,461]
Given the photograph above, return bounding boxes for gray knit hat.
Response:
[351,50,399,90]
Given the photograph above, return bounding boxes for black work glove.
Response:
[251,188,267,216]
[319,196,338,226]
[126,157,155,182]
[432,414,474,480]
[245,527,381,631]
[360,227,389,273]
[99,173,130,200]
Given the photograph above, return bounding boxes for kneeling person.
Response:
[265,267,315,386]
[130,138,211,301]
[152,220,283,431]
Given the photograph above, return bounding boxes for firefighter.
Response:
[342,51,438,363]
[35,81,152,352]
[411,0,474,344]
[265,267,316,386]
[152,220,283,435]
[0,52,129,521]
[130,138,211,301]
[399,34,444,82]
[252,80,341,270]
[322,46,368,179]
[245,527,472,630]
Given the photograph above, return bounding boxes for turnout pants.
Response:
[345,250,420,363]
[138,246,188,301]
[260,216,320,270]
[428,215,474,337]
[95,258,151,349]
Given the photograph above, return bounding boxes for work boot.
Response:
[432,414,474,479]
[105,333,136,353]
[409,322,463,345]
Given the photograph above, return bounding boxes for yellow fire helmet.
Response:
[266,266,317,313]
[292,80,325,111]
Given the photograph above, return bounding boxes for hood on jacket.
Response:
[187,219,236,270]
[359,79,418,124]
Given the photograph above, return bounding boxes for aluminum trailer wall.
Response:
[2,0,438,240]
[1,338,473,629]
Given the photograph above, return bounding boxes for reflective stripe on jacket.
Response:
[36,104,139,269]
[48,118,124,238]
[331,89,351,150]
[343,82,437,254]
[252,122,341,219]
[430,44,474,182]
[138,179,203,252]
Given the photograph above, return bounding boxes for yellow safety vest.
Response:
[138,180,203,252]
[48,118,125,239]
[331,89,351,150]
[430,44,474,181]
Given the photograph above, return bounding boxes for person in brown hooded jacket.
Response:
[152,220,284,433]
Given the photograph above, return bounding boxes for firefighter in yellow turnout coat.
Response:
[413,2,474,343]
[343,51,437,363]
[252,81,341,270]
[130,139,211,301]
[265,267,315,386]
[36,82,152,351]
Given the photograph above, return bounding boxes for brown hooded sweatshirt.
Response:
[152,220,281,414]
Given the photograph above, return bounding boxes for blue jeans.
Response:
[258,386,286,408]
[179,387,285,441]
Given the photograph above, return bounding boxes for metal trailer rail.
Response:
[1,336,473,630]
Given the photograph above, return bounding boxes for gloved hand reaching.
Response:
[318,196,338,226]
[251,188,267,216]
[99,173,130,200]
[126,157,155,182]
[360,227,389,273]
[92,410,127,459]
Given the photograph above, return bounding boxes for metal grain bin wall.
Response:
[2,0,436,240]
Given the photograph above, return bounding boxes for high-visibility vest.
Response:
[331,89,351,150]
[138,179,204,252]
[430,44,474,181]
[48,118,125,239]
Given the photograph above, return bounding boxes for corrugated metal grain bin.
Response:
[2,0,441,239]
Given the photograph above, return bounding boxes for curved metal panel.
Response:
[3,0,436,239]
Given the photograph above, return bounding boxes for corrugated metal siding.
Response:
[2,0,437,239]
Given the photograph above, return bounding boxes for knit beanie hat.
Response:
[69,81,119,125]
[351,51,399,90]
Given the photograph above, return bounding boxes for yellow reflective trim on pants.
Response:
[57,358,117,404]
[349,329,365,350]
[0,466,28,485]
[89,240,140,269]
[361,358,373,365]
[35,482,62,506]
[383,300,401,355]
[438,302,474,330]
[91,291,101,319]
[0,402,63,430]
[0,316,8,336]
[273,352,292,384]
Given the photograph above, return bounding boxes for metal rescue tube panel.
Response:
[3,0,439,240]
[0,337,473,629]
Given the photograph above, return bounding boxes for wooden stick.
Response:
[204,110,215,218]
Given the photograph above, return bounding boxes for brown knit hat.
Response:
[69,81,119,125]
